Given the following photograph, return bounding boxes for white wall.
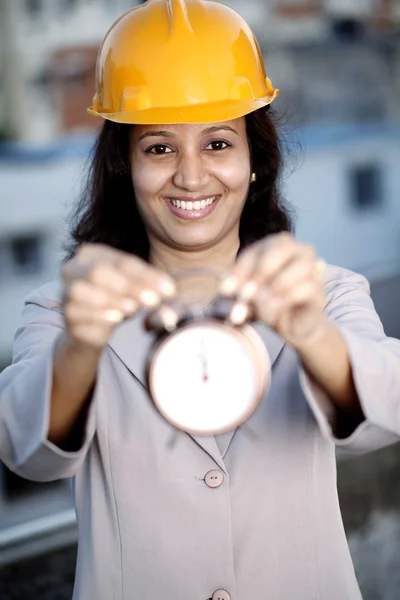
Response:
[0,0,141,142]
[0,152,87,363]
[287,129,400,281]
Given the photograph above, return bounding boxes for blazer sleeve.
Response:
[0,284,97,482]
[299,265,400,454]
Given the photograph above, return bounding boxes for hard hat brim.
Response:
[87,92,279,125]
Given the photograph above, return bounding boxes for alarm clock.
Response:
[145,273,271,435]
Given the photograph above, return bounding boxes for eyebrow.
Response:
[138,125,239,141]
[139,130,175,141]
[203,125,239,136]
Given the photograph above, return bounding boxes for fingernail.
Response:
[229,302,250,325]
[121,298,137,315]
[103,309,124,323]
[220,276,239,295]
[139,289,160,307]
[238,280,258,301]
[160,278,176,297]
[158,306,179,331]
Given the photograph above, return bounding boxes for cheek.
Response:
[131,158,170,209]
[216,156,250,196]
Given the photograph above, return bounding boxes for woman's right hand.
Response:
[61,243,176,350]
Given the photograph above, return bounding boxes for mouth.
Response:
[165,195,221,221]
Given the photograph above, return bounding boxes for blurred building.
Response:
[0,0,141,142]
[262,0,400,124]
[1,0,400,142]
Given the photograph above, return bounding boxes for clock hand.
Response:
[199,338,209,383]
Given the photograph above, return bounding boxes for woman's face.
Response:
[130,118,251,255]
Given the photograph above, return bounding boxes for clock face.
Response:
[148,321,269,435]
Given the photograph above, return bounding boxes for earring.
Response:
[250,172,256,183]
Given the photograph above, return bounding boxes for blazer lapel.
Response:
[211,322,286,458]
[251,321,286,367]
[108,314,285,471]
[108,311,154,388]
[108,312,227,471]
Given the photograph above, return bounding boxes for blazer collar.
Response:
[108,313,285,471]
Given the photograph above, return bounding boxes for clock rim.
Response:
[147,319,271,436]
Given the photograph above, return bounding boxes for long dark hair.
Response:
[65,107,296,261]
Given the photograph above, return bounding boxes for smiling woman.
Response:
[1,1,400,600]
[66,109,292,263]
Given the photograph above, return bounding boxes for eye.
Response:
[205,140,231,151]
[146,144,173,155]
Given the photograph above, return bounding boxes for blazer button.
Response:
[204,470,224,488]
[212,590,231,600]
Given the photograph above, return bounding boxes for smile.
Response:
[165,195,221,221]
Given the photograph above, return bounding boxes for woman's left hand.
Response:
[220,233,328,350]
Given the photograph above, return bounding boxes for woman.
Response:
[1,1,400,599]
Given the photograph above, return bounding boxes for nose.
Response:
[172,152,210,191]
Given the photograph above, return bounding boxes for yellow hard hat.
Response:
[88,0,279,124]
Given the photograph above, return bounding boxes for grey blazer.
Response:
[0,265,400,600]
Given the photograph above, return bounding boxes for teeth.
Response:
[169,196,217,210]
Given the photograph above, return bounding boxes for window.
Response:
[331,18,364,42]
[26,0,42,15]
[349,164,384,210]
[56,53,88,90]
[276,0,321,17]
[61,0,78,13]
[0,232,46,279]
[11,234,44,274]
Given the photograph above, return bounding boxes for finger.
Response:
[63,260,132,297]
[251,240,314,291]
[266,280,321,312]
[313,258,326,281]
[229,302,253,326]
[219,243,261,297]
[64,304,127,326]
[253,288,285,327]
[115,256,176,298]
[268,257,315,297]
[285,280,323,307]
[253,279,321,327]
[86,261,175,303]
[65,258,176,308]
[66,280,137,315]
[220,233,299,298]
[64,246,176,298]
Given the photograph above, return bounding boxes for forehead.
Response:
[132,118,246,141]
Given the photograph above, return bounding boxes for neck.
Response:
[149,237,240,307]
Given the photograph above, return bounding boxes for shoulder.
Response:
[24,280,64,312]
[321,264,382,331]
[323,264,370,304]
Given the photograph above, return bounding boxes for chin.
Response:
[171,237,216,252]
